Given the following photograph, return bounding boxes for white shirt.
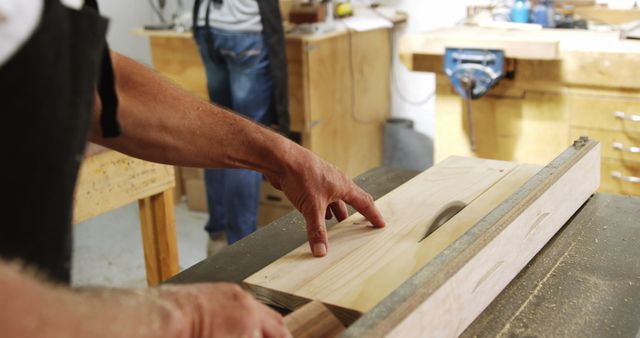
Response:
[197,0,262,32]
[0,0,81,67]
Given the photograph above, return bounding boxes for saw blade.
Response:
[419,201,467,242]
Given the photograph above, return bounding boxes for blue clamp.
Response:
[444,48,505,100]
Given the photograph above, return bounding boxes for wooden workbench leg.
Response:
[138,189,179,286]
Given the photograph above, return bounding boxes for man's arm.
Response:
[90,52,385,257]
[0,260,289,338]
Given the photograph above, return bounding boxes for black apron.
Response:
[0,0,117,283]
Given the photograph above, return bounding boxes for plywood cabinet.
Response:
[286,29,390,177]
[401,27,640,196]
[435,79,570,165]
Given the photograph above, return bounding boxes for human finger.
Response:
[260,310,291,338]
[304,210,328,257]
[343,185,385,228]
[255,299,286,324]
[330,201,349,221]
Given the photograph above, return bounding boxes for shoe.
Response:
[207,232,228,257]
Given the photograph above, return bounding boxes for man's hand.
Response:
[267,146,386,257]
[160,283,291,338]
[0,260,290,338]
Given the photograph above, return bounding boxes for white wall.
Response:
[98,0,194,65]
[378,0,484,139]
[96,1,154,64]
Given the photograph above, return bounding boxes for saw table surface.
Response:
[167,167,640,336]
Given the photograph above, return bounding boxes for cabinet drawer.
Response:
[600,158,640,196]
[569,95,640,133]
[570,128,640,163]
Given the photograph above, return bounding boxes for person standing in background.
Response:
[192,0,289,255]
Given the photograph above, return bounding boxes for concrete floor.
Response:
[71,200,208,288]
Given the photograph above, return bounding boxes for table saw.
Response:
[167,143,639,337]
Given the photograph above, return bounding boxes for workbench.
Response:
[73,145,178,286]
[167,167,640,336]
[400,26,640,196]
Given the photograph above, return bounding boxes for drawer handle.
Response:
[612,142,640,153]
[611,171,640,183]
[613,111,640,122]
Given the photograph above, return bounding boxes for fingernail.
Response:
[313,243,327,257]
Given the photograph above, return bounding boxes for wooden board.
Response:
[569,94,640,134]
[574,7,640,25]
[245,156,540,322]
[433,83,570,165]
[600,157,640,195]
[73,150,175,224]
[147,36,209,100]
[289,28,390,178]
[400,28,640,90]
[344,140,600,337]
[400,26,561,60]
[284,301,345,338]
[139,190,179,286]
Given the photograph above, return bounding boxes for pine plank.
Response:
[244,156,532,320]
[345,140,601,337]
[73,150,175,224]
[139,190,180,286]
[284,301,345,338]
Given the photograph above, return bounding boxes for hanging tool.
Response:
[444,48,505,152]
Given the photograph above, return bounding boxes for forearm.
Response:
[90,52,300,180]
[90,53,385,258]
[0,261,187,338]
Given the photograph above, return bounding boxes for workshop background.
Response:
[74,0,640,291]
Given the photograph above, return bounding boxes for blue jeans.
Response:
[194,27,274,244]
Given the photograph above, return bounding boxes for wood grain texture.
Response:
[73,150,175,224]
[139,190,180,286]
[148,36,209,100]
[400,26,561,60]
[400,27,640,196]
[434,81,570,166]
[289,28,390,177]
[600,157,640,195]
[561,50,640,91]
[245,156,533,320]
[574,7,640,25]
[569,94,640,133]
[284,301,345,338]
[345,141,601,337]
